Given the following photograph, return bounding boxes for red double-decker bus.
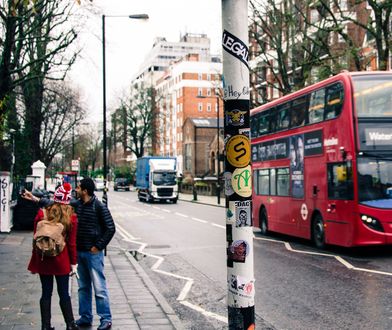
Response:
[251,71,392,248]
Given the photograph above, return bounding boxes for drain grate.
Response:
[145,244,171,249]
[129,250,145,261]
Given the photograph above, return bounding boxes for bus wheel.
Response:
[260,208,269,235]
[312,214,325,249]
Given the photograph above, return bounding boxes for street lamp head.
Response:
[128,14,149,20]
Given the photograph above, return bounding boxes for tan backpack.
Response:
[33,209,66,259]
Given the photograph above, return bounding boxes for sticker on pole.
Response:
[231,165,252,197]
[227,202,235,223]
[234,200,251,227]
[224,172,235,196]
[228,239,249,263]
[226,135,250,168]
[226,109,247,127]
[229,274,255,301]
[222,30,249,68]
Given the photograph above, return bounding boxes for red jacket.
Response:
[28,208,78,275]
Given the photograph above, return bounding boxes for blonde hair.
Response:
[45,203,74,233]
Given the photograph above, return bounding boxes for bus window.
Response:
[269,108,278,133]
[258,169,270,195]
[277,168,290,196]
[327,162,353,200]
[277,103,290,130]
[291,96,308,127]
[251,115,259,138]
[357,157,392,206]
[325,83,344,119]
[353,76,392,117]
[308,89,325,124]
[258,111,270,136]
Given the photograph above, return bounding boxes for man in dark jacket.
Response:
[74,178,115,330]
[22,178,116,330]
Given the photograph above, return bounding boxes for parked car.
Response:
[114,178,130,191]
[94,178,105,191]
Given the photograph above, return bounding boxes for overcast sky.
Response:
[70,0,222,123]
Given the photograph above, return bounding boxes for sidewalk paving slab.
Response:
[0,231,183,330]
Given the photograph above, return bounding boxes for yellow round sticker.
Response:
[226,135,250,167]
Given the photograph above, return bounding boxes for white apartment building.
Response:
[134,33,213,85]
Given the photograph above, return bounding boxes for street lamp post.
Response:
[72,125,75,160]
[102,13,149,205]
[215,90,221,205]
[9,129,16,182]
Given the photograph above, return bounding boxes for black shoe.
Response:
[97,321,112,330]
[75,319,92,327]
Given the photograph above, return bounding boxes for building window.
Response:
[198,88,202,96]
[207,73,211,81]
[338,26,348,43]
[198,73,203,80]
[215,103,218,112]
[207,88,211,96]
[339,0,348,11]
[198,103,203,112]
[272,84,279,99]
[310,9,318,23]
[207,103,212,112]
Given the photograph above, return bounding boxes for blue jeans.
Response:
[77,250,112,324]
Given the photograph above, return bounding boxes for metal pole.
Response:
[72,125,75,160]
[216,94,221,205]
[102,14,108,205]
[10,129,15,182]
[101,14,148,206]
[222,1,255,328]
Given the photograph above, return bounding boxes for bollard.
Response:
[192,185,198,201]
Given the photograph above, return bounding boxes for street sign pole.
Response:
[221,1,255,329]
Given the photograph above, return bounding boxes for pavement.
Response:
[0,193,222,330]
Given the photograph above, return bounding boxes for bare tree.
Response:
[249,0,334,105]
[113,82,155,159]
[16,0,79,163]
[317,0,392,70]
[40,81,85,165]
[249,0,392,107]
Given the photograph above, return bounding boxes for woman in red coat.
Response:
[28,183,79,330]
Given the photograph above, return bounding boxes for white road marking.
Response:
[175,212,189,218]
[180,301,228,324]
[116,223,227,324]
[191,217,208,223]
[211,223,226,229]
[116,223,139,240]
[255,236,392,277]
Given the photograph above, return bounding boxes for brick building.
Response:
[183,118,223,178]
[154,53,223,176]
